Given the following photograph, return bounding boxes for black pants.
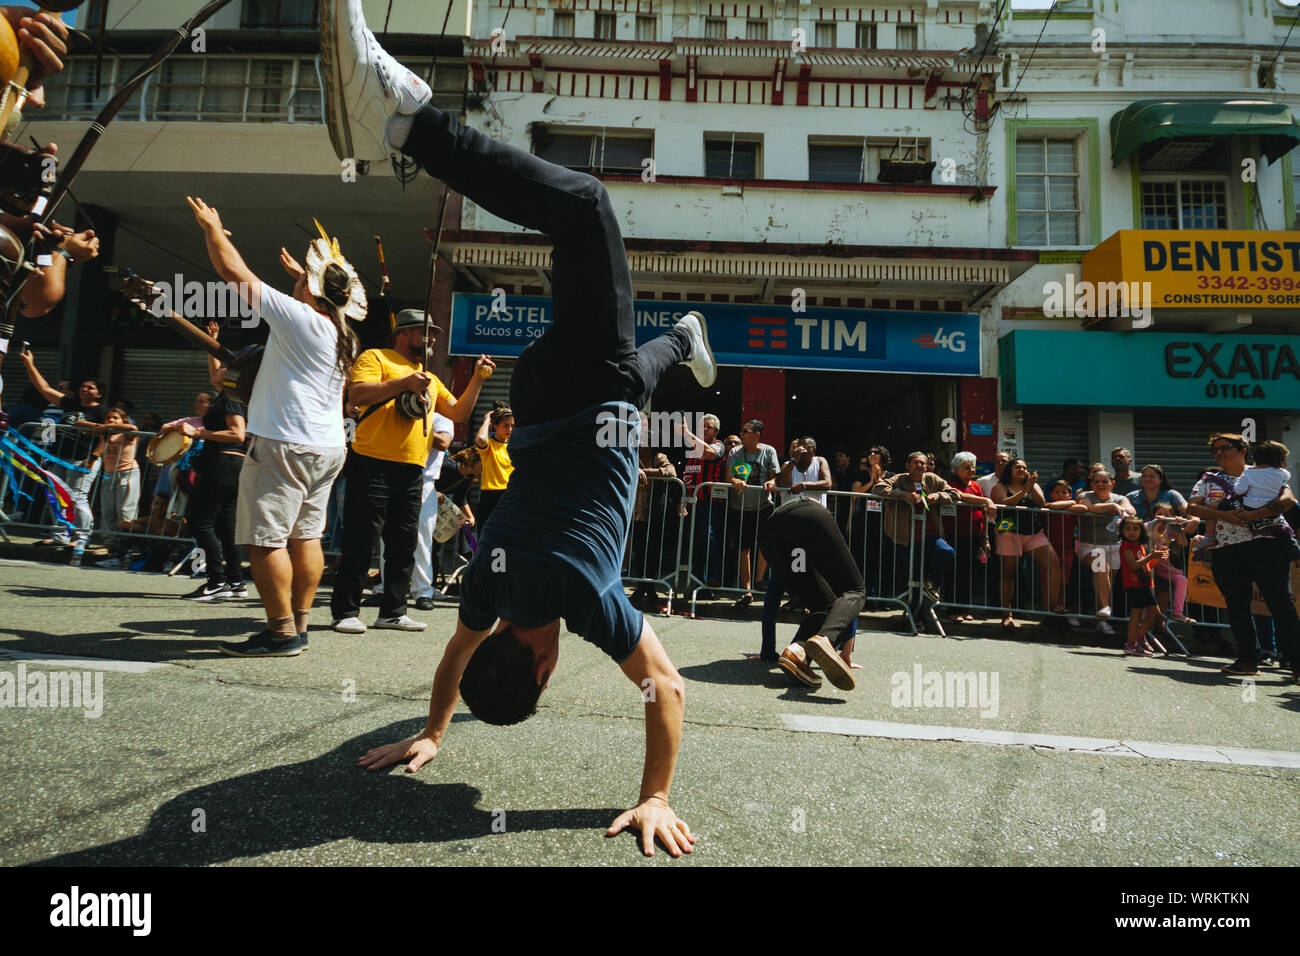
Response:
[758,499,866,659]
[476,488,506,533]
[331,450,422,620]
[402,106,691,424]
[186,452,243,587]
[1211,538,1300,666]
[951,534,989,607]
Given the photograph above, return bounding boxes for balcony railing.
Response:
[33,54,465,124]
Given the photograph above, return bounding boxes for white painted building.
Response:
[454,0,1300,489]
[10,0,1300,491]
[992,0,1300,491]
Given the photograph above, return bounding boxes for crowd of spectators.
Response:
[7,377,1299,676]
[628,418,1298,671]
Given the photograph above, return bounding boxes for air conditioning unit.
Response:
[877,159,936,184]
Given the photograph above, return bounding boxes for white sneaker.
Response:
[320,0,432,164]
[1097,620,1115,636]
[1096,605,1112,619]
[332,616,367,634]
[676,311,717,388]
[373,615,428,631]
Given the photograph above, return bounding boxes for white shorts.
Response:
[1074,541,1121,573]
[236,435,347,548]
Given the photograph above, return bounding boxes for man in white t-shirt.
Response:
[412,412,455,609]
[977,451,1010,496]
[188,196,361,658]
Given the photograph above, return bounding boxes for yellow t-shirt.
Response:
[480,435,513,490]
[351,348,453,466]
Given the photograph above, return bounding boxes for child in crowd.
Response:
[91,404,141,567]
[1193,442,1291,550]
[1119,516,1167,656]
[1043,479,1078,579]
[1236,440,1291,531]
[1148,502,1196,624]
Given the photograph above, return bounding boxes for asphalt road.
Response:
[0,558,1296,866]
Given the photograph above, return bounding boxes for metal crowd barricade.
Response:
[621,474,689,613]
[672,483,931,633]
[0,421,198,567]
[934,498,1229,650]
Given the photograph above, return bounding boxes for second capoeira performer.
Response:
[322,0,713,856]
[757,498,866,691]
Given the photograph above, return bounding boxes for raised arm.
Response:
[475,411,492,449]
[187,196,260,312]
[18,350,64,406]
[435,356,497,425]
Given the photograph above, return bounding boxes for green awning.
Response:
[1109,99,1300,167]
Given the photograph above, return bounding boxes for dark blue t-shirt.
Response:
[458,401,644,662]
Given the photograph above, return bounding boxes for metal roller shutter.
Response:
[1,345,60,402]
[1133,411,1244,497]
[1021,408,1091,479]
[117,349,213,425]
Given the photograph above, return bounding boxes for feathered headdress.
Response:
[306,218,368,322]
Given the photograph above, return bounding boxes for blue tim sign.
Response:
[450,294,980,375]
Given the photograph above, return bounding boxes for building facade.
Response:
[12,0,466,423]
[9,0,1300,494]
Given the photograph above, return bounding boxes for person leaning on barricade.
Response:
[989,458,1068,629]
[871,451,994,623]
[945,451,992,622]
[629,435,676,606]
[18,352,103,549]
[678,413,726,592]
[724,419,779,608]
[90,403,140,568]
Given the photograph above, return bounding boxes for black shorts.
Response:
[1125,585,1157,609]
[726,504,773,550]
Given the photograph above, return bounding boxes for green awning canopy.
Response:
[1109,99,1300,167]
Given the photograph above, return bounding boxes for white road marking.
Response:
[0,649,169,674]
[777,714,1300,769]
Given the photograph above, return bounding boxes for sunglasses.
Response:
[1211,445,1235,454]
[741,428,757,434]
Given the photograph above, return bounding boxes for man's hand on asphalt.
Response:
[358,735,439,773]
[606,796,695,857]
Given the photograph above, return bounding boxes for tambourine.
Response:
[146,430,191,466]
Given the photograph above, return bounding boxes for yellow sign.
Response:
[1082,230,1300,310]
[1186,555,1300,617]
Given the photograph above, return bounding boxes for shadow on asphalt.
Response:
[6,585,189,602]
[676,658,848,703]
[0,626,254,661]
[31,718,624,866]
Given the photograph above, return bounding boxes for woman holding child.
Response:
[1186,434,1300,681]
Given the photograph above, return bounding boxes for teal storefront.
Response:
[1000,330,1300,491]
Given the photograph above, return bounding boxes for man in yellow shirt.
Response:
[332,308,493,633]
